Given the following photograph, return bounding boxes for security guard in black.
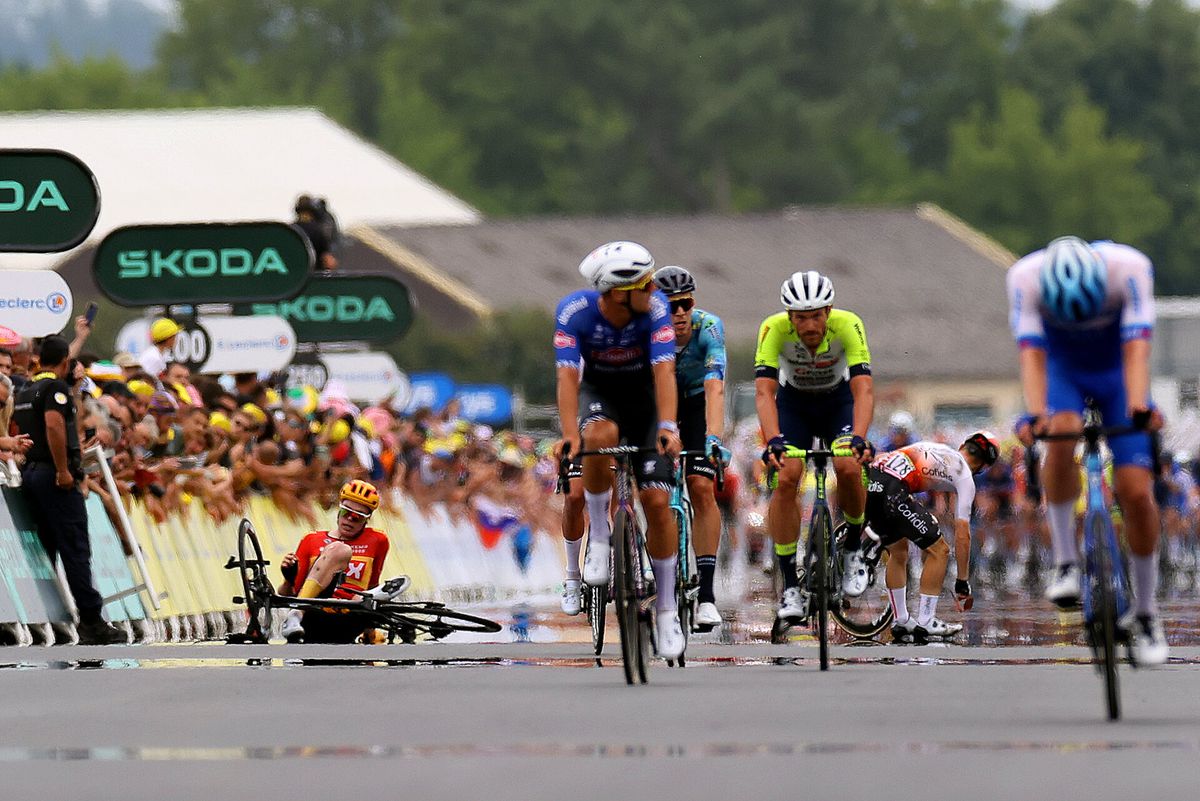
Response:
[13,335,123,644]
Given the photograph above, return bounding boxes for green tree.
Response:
[930,87,1169,256]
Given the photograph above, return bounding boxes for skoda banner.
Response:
[115,315,296,374]
[0,269,73,336]
[0,149,100,253]
[456,384,515,426]
[404,372,457,414]
[237,273,414,343]
[94,222,314,306]
[320,352,411,406]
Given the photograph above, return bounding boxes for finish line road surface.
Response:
[3,640,1200,801]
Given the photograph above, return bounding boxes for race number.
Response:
[879,452,914,480]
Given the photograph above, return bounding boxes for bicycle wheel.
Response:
[810,505,832,671]
[613,508,639,685]
[237,518,272,642]
[377,606,502,641]
[1091,515,1121,721]
[672,510,690,668]
[831,533,894,639]
[587,582,607,657]
[632,525,651,684]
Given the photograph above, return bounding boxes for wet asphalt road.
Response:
[4,637,1200,801]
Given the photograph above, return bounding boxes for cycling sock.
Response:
[775,541,799,590]
[584,490,612,543]
[651,555,678,612]
[1131,554,1159,617]
[888,587,909,624]
[916,593,938,627]
[1046,501,1080,566]
[696,555,717,603]
[564,537,583,580]
[298,578,324,600]
[842,512,865,551]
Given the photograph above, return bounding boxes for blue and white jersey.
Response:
[553,289,675,384]
[675,308,726,398]
[1007,241,1155,371]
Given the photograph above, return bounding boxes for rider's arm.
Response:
[652,360,678,430]
[953,519,971,582]
[848,375,874,439]
[1008,257,1049,416]
[1115,247,1155,414]
[1122,338,1152,413]
[556,366,581,439]
[754,316,783,439]
[952,459,977,581]
[1018,346,1048,417]
[701,315,727,438]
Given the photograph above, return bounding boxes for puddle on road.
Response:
[0,739,1196,762]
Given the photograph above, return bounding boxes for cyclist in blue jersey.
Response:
[653,265,731,631]
[554,241,686,660]
[1008,236,1167,665]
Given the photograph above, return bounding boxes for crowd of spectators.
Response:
[1,316,563,547]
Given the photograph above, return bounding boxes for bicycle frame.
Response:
[1078,409,1132,627]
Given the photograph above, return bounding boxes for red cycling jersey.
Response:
[293,528,390,599]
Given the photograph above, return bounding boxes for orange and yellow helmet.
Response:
[338,479,380,512]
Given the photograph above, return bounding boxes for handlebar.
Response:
[765,444,856,488]
[555,440,727,492]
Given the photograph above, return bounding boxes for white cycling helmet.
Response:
[653,265,696,296]
[888,411,916,432]
[780,270,835,311]
[578,241,655,292]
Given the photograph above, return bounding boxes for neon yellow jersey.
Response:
[754,309,872,392]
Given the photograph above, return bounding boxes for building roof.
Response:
[363,204,1017,380]
[0,107,479,270]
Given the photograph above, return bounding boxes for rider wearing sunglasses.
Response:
[279,479,407,643]
[652,265,731,632]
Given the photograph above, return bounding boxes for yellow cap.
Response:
[264,388,282,408]
[150,318,182,344]
[326,419,351,444]
[209,412,232,432]
[240,403,268,425]
[127,379,155,398]
[356,416,377,440]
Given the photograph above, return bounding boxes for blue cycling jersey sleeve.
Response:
[698,311,727,383]
[553,290,593,370]
[646,290,676,366]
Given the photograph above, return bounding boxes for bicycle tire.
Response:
[673,509,690,668]
[632,520,651,684]
[829,526,894,639]
[237,519,272,641]
[811,505,831,671]
[373,606,502,641]
[588,583,607,657]
[1091,514,1121,721]
[613,508,638,685]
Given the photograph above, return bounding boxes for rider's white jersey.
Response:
[872,441,976,522]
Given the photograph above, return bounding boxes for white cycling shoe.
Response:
[912,617,962,642]
[583,539,610,587]
[1045,563,1082,609]
[776,586,809,623]
[842,550,870,597]
[365,575,411,602]
[561,579,582,616]
[281,610,304,643]
[1129,614,1169,667]
[656,611,686,660]
[694,602,722,631]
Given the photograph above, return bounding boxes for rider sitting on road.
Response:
[278,479,408,643]
[859,433,999,643]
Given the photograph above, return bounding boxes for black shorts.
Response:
[679,393,716,481]
[776,381,854,448]
[299,583,369,644]
[863,466,942,551]
[578,380,674,489]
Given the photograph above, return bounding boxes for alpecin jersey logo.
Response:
[554,330,577,349]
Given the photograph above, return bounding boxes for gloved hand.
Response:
[954,578,974,611]
[706,434,732,467]
[761,435,787,466]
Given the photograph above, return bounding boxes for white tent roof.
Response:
[0,107,480,269]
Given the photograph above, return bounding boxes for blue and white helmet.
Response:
[578,241,655,292]
[1040,236,1107,324]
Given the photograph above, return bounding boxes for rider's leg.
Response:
[1115,465,1161,617]
[642,486,680,609]
[562,474,585,580]
[915,538,950,627]
[581,418,619,546]
[1043,411,1085,567]
[768,458,806,590]
[834,454,867,550]
[687,473,720,603]
[886,539,910,623]
[297,542,353,599]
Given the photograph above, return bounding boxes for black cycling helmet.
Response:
[653,265,696,296]
[962,431,1000,467]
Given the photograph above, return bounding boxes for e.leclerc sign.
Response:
[94,222,314,306]
[237,274,414,343]
[0,269,73,337]
[0,149,100,253]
